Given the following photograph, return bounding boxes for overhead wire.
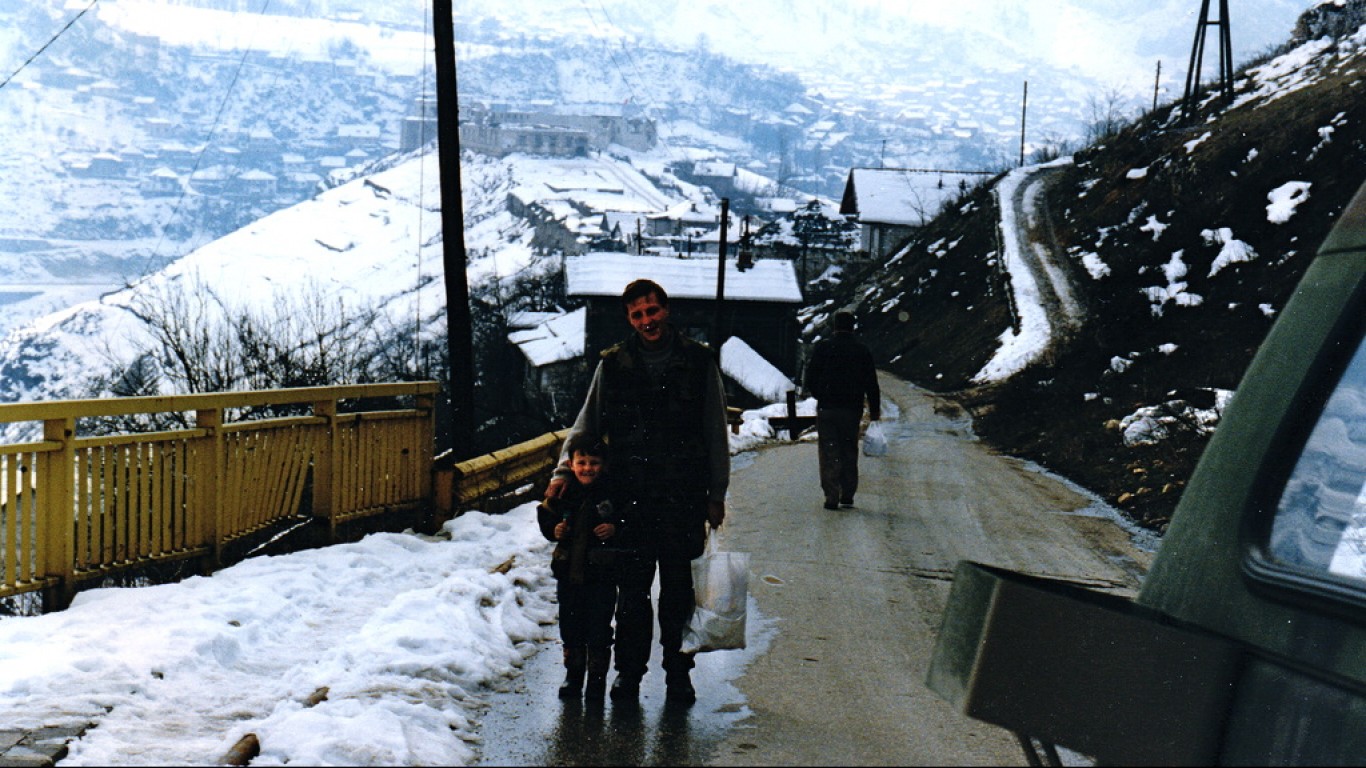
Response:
[574,0,684,166]
[415,0,433,377]
[0,0,99,93]
[138,0,305,281]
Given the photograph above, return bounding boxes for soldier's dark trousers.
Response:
[614,546,695,681]
[817,406,863,504]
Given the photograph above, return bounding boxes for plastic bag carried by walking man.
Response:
[862,420,888,457]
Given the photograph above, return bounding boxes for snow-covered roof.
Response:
[565,253,802,303]
[507,307,585,367]
[693,161,735,177]
[720,336,795,403]
[506,310,563,330]
[654,201,717,224]
[602,211,648,232]
[841,167,979,227]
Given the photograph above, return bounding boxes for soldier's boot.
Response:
[558,646,587,699]
[663,651,696,705]
[585,646,611,699]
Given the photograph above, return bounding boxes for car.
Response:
[927,177,1366,766]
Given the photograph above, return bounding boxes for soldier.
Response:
[546,278,729,705]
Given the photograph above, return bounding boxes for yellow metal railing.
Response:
[0,382,439,606]
[442,428,571,511]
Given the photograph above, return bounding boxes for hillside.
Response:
[822,4,1366,532]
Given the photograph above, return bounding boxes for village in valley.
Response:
[0,0,1113,451]
[455,101,987,427]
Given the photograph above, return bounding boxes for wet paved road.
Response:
[475,594,777,766]
[475,373,1153,766]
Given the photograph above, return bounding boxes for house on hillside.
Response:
[507,308,590,428]
[460,122,590,158]
[72,152,126,179]
[752,198,860,285]
[141,166,181,196]
[687,161,738,198]
[565,252,803,407]
[689,214,749,257]
[639,201,720,256]
[840,167,980,259]
[231,169,277,198]
[461,108,657,153]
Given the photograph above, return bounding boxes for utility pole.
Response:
[711,198,730,348]
[432,0,476,459]
[1183,0,1234,119]
[1153,60,1162,112]
[1018,80,1028,167]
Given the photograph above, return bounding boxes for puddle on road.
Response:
[474,597,777,767]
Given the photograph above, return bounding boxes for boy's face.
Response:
[570,451,605,485]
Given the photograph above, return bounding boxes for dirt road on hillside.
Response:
[708,372,1153,766]
[1005,163,1088,347]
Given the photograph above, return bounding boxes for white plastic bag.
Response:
[681,533,749,653]
[863,420,888,457]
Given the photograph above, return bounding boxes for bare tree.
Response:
[115,274,391,420]
[1085,86,1138,144]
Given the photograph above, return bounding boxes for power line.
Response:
[416,0,433,376]
[573,0,685,165]
[0,0,99,92]
[140,0,292,280]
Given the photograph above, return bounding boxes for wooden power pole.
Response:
[712,197,730,348]
[432,0,476,458]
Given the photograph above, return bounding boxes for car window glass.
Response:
[1268,332,1366,578]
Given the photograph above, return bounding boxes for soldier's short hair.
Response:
[622,279,668,310]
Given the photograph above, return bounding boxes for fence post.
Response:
[40,417,75,611]
[195,408,224,572]
[312,398,338,544]
[787,390,800,441]
[416,392,435,505]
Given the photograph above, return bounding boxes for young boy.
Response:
[537,436,626,699]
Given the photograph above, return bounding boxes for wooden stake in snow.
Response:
[220,733,260,766]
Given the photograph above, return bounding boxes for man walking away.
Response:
[546,278,729,706]
[804,310,881,510]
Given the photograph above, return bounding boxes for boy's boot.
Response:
[585,646,611,699]
[559,646,587,699]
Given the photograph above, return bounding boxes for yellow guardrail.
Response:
[0,382,439,608]
[435,429,571,514]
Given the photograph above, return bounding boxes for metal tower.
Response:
[1183,0,1234,117]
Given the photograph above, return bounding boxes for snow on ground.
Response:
[972,156,1074,384]
[0,408,788,766]
[0,507,556,767]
